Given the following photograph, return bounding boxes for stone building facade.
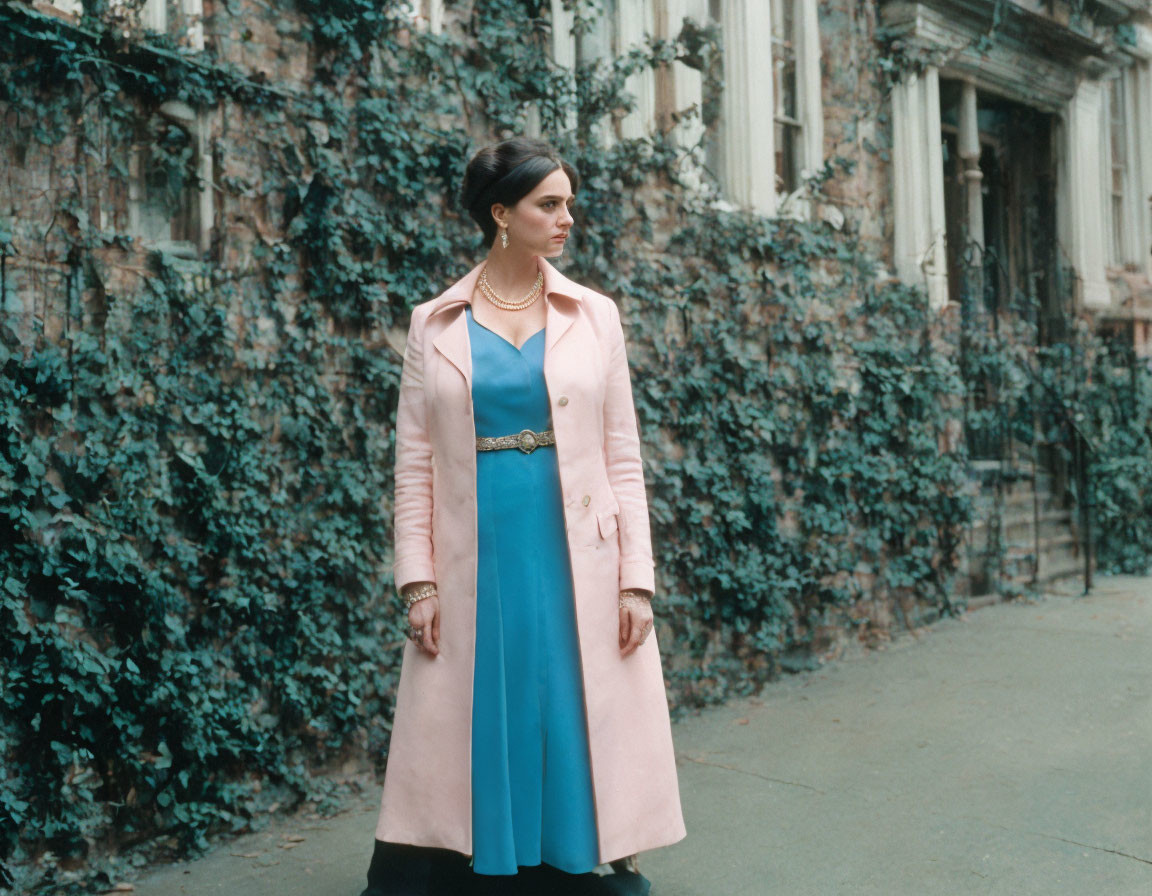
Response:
[11,0,1150,347]
[531,0,1152,356]
[5,0,1150,597]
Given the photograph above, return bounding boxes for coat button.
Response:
[558,396,569,406]
[581,494,590,506]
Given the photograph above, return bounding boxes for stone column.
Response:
[616,0,657,139]
[717,0,776,214]
[957,79,983,305]
[548,0,579,136]
[141,0,167,32]
[891,66,948,309]
[579,0,617,147]
[1059,76,1111,308]
[659,0,708,189]
[958,81,983,251]
[183,0,205,51]
[428,0,444,34]
[551,0,577,69]
[923,67,947,308]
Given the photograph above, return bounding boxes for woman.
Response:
[361,138,686,896]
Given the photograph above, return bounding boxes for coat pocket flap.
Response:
[596,509,619,539]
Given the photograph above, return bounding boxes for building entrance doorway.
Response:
[939,81,1067,461]
[938,81,1086,595]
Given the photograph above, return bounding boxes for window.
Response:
[406,0,444,34]
[547,0,657,143]
[545,0,822,206]
[46,0,83,16]
[704,0,822,216]
[106,0,205,51]
[128,101,212,257]
[1102,58,1152,278]
[1107,74,1128,266]
[772,0,800,196]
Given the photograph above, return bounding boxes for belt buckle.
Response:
[516,429,539,453]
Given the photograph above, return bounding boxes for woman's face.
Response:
[495,167,575,258]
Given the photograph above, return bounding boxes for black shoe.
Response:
[361,840,652,896]
[361,839,515,896]
[596,868,651,896]
[361,839,437,896]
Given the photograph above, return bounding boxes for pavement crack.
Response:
[678,754,824,794]
[1028,832,1152,866]
[949,812,1152,867]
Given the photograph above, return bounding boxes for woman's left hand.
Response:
[618,594,654,657]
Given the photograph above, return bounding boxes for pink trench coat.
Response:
[374,258,687,865]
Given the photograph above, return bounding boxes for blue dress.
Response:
[466,305,601,876]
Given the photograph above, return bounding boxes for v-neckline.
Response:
[467,306,545,353]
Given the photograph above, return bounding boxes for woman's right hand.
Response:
[406,591,440,656]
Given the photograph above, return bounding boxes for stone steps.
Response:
[963,459,1090,599]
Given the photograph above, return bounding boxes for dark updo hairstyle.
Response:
[461,137,580,246]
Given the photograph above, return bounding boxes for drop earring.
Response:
[500,226,509,249]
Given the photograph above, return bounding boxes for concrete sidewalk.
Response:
[129,575,1152,895]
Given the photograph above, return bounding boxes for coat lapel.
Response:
[429,261,484,389]
[541,258,583,355]
[544,294,579,356]
[431,309,470,388]
[428,257,586,389]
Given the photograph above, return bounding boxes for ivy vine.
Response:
[1,1,1149,892]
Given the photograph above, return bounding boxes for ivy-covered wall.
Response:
[2,0,1149,892]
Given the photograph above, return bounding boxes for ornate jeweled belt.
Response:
[475,428,556,454]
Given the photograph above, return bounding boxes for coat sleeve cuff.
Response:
[394,558,437,593]
[619,560,655,595]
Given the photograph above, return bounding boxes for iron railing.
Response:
[956,240,1097,596]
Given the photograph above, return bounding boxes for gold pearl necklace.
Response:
[478,266,544,311]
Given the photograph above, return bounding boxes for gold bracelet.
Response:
[618,589,652,608]
[402,582,437,610]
